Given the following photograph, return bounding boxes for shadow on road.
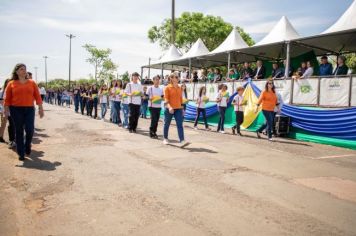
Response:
[15,150,61,171]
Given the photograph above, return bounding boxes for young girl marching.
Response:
[99,84,109,121]
[232,87,245,136]
[121,82,129,129]
[109,80,117,123]
[194,86,210,131]
[216,84,229,134]
[147,76,163,138]
[125,72,143,133]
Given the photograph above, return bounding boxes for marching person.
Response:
[4,63,44,161]
[121,82,130,129]
[125,72,143,133]
[255,80,279,141]
[73,84,81,113]
[99,84,109,121]
[193,86,210,131]
[232,87,245,136]
[216,84,229,134]
[163,73,189,147]
[147,76,163,138]
[141,86,149,119]
[109,80,118,123]
[113,80,123,126]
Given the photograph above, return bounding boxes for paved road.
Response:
[1,104,356,236]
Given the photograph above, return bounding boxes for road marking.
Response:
[313,154,356,160]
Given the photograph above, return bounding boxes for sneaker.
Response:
[153,134,159,139]
[8,141,16,149]
[19,156,25,161]
[194,126,198,130]
[179,140,190,148]
[163,139,169,145]
[268,138,273,142]
[219,130,225,134]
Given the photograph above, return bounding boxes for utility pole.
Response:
[34,66,38,83]
[43,56,48,89]
[66,34,76,90]
[171,0,175,44]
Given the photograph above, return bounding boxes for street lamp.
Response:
[34,66,38,83]
[43,56,48,89]
[66,34,76,90]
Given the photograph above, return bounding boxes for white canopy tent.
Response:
[323,0,356,34]
[144,45,183,70]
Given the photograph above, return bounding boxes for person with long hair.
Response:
[114,80,123,126]
[121,82,129,129]
[4,63,44,161]
[147,76,163,138]
[216,84,229,134]
[125,72,143,133]
[255,80,279,141]
[163,73,189,147]
[194,86,210,130]
[99,84,109,121]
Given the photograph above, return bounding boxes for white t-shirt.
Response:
[121,90,129,105]
[100,91,108,104]
[196,96,208,109]
[114,87,121,102]
[147,86,163,108]
[302,67,314,79]
[233,94,244,112]
[125,82,143,105]
[216,91,229,107]
[40,87,46,95]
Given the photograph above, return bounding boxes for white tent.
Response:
[323,0,356,34]
[209,28,248,54]
[256,16,300,46]
[180,38,210,59]
[157,45,182,64]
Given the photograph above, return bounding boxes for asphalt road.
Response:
[1,104,356,236]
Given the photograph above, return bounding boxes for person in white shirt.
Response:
[125,72,143,133]
[40,86,46,102]
[194,86,210,130]
[99,84,109,120]
[147,76,163,138]
[216,84,229,133]
[232,87,245,136]
[180,68,189,83]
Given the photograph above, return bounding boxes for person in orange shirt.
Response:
[4,63,44,161]
[255,80,279,141]
[163,73,189,148]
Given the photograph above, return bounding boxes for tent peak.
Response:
[210,28,249,54]
[180,38,210,59]
[323,0,356,34]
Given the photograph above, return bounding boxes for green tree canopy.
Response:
[148,12,254,52]
[83,44,118,82]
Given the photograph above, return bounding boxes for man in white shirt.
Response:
[125,72,143,133]
[147,76,163,138]
[180,68,189,83]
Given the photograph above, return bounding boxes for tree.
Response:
[148,12,255,52]
[83,44,118,82]
[345,53,356,73]
[120,71,130,82]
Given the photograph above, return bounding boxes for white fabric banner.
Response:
[274,80,291,104]
[292,79,319,105]
[186,83,194,100]
[320,78,350,106]
[351,77,356,106]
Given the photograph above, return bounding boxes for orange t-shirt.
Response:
[164,84,183,109]
[257,90,277,111]
[4,79,43,107]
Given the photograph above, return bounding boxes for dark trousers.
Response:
[9,106,35,158]
[194,108,208,128]
[234,111,244,132]
[257,110,274,139]
[114,101,122,124]
[149,107,161,134]
[8,116,15,142]
[87,99,93,116]
[128,104,141,131]
[57,96,62,106]
[80,98,87,115]
[74,96,80,112]
[92,98,98,118]
[217,106,226,131]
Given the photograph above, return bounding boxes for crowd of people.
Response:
[145,56,350,84]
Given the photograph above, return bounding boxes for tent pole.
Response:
[148,57,151,79]
[284,41,290,78]
[140,67,143,81]
[227,52,231,80]
[188,58,192,82]
[161,63,164,80]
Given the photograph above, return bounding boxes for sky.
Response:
[0,0,353,85]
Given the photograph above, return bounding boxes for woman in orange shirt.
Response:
[163,73,189,147]
[255,80,279,141]
[4,63,44,161]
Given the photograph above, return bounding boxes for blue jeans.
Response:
[74,96,80,112]
[9,106,35,158]
[163,108,184,141]
[217,106,226,131]
[257,110,274,139]
[122,103,129,127]
[110,100,117,122]
[101,103,107,119]
[141,103,148,118]
[114,101,122,124]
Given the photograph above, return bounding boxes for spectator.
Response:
[282,60,294,78]
[213,68,222,83]
[192,71,199,83]
[232,64,239,75]
[207,68,215,83]
[253,60,266,80]
[227,69,239,81]
[199,69,207,82]
[240,62,253,80]
[179,68,189,83]
[334,55,349,76]
[294,61,314,80]
[319,55,333,76]
[271,63,284,79]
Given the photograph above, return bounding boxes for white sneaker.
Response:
[179,140,190,148]
[268,138,273,142]
[219,130,225,134]
[163,139,169,145]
